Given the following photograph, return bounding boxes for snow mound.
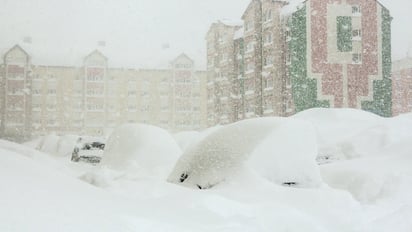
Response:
[248,118,322,187]
[0,146,156,231]
[168,117,322,189]
[173,131,201,151]
[101,123,182,178]
[37,133,61,155]
[293,108,385,160]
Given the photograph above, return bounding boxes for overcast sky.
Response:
[0,0,411,70]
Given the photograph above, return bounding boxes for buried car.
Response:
[71,138,105,164]
[167,117,322,189]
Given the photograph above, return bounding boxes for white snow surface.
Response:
[1,108,412,231]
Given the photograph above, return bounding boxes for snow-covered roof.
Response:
[219,19,243,27]
[281,0,306,16]
[281,0,390,16]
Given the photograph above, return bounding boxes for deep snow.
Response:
[1,108,412,231]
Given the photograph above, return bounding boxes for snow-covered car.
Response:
[71,139,105,164]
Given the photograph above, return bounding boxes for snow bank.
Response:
[168,117,322,189]
[0,147,118,231]
[293,108,385,160]
[101,123,182,178]
[37,133,61,154]
[248,119,322,187]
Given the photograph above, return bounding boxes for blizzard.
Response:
[1,108,412,231]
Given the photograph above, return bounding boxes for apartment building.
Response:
[392,57,412,116]
[206,20,242,126]
[285,0,392,117]
[206,0,296,126]
[206,0,392,127]
[0,45,207,141]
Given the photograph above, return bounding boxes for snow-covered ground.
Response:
[1,108,412,231]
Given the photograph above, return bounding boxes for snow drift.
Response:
[168,117,322,189]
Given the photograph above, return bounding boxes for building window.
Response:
[352,29,362,39]
[337,16,353,52]
[352,53,362,64]
[246,62,255,72]
[285,29,291,41]
[286,53,291,65]
[352,5,361,14]
[87,104,104,111]
[264,77,273,88]
[47,89,57,95]
[127,90,137,96]
[245,21,253,32]
[128,105,137,111]
[264,56,274,66]
[246,42,254,53]
[263,9,272,22]
[264,33,273,44]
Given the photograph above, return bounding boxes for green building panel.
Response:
[361,7,392,117]
[337,16,353,52]
[288,6,329,113]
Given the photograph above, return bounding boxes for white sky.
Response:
[0,0,411,70]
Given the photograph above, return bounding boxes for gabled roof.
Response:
[171,53,194,65]
[84,49,108,62]
[3,44,30,63]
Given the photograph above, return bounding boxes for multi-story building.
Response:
[285,0,392,117]
[0,45,207,141]
[206,0,392,127]
[392,57,412,116]
[206,0,295,127]
[242,0,290,119]
[205,20,242,126]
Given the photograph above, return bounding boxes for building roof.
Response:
[170,53,194,65]
[3,44,30,63]
[84,49,108,63]
[219,19,243,27]
[281,0,390,16]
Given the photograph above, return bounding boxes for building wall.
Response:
[242,0,263,118]
[205,21,241,126]
[287,0,392,117]
[0,46,207,140]
[261,0,289,117]
[392,57,412,115]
